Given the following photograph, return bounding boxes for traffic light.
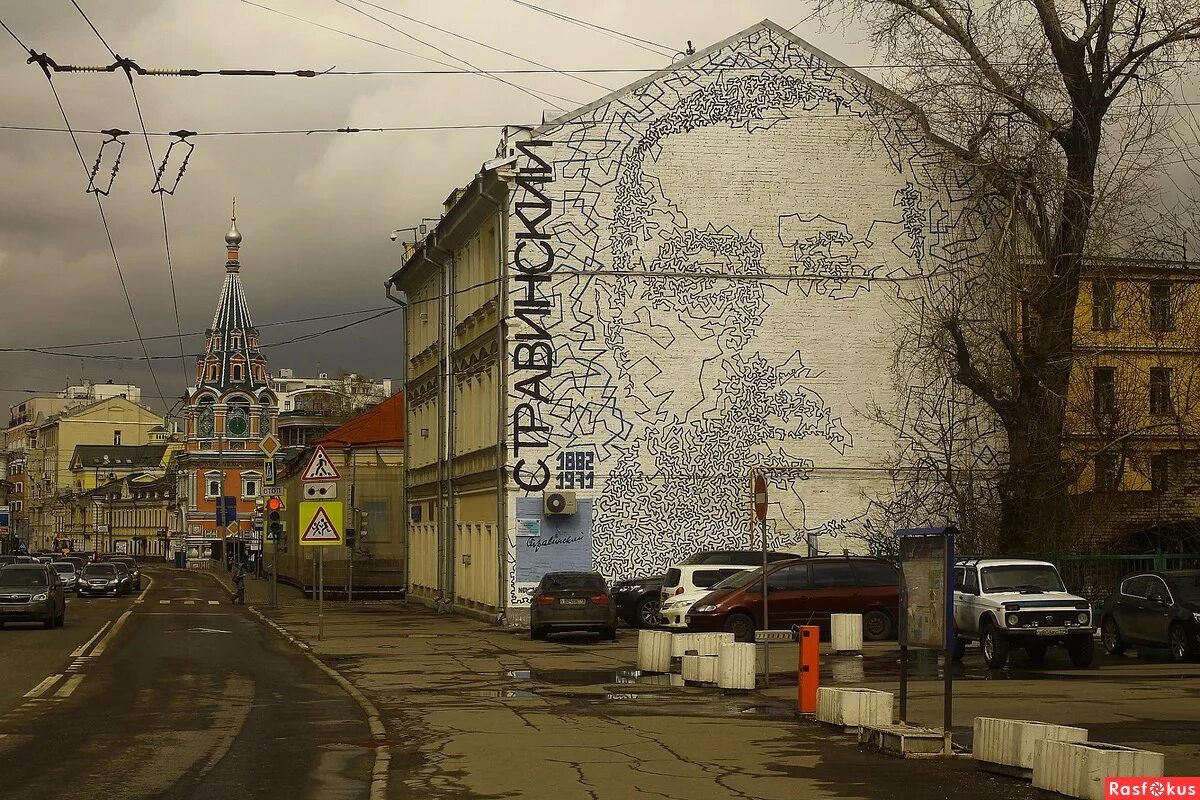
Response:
[266,496,284,540]
[345,528,356,549]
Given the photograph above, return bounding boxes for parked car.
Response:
[78,563,123,597]
[0,564,67,628]
[530,571,618,641]
[0,556,18,567]
[611,574,664,628]
[952,558,1094,668]
[660,570,753,628]
[50,562,80,593]
[99,554,141,590]
[679,550,799,567]
[1099,570,1200,663]
[660,566,754,627]
[685,556,899,641]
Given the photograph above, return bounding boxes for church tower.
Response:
[178,204,277,547]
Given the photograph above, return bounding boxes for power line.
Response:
[333,0,580,108]
[506,0,675,57]
[12,25,172,409]
[70,0,192,391]
[346,0,612,92]
[1,306,403,352]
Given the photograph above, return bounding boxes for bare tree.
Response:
[818,0,1200,552]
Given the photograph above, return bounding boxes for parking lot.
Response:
[254,597,1200,799]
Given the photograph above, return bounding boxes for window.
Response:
[1092,279,1115,330]
[233,364,244,382]
[810,561,858,588]
[1093,367,1116,421]
[14,482,21,494]
[1150,281,1174,332]
[241,472,261,499]
[1150,367,1173,415]
[1144,577,1171,603]
[113,430,122,446]
[1151,453,1169,492]
[964,568,979,594]
[1095,452,1118,493]
[12,501,21,513]
[766,563,809,591]
[204,472,222,499]
[852,561,898,587]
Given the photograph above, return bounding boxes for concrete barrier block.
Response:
[717,642,756,690]
[1033,740,1165,800]
[815,687,892,732]
[637,630,671,673]
[696,632,736,656]
[831,614,863,653]
[682,654,718,684]
[670,632,705,660]
[974,717,1088,776]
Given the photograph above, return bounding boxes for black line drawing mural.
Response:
[507,23,1001,604]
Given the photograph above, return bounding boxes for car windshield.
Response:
[1166,573,1200,600]
[52,563,76,574]
[0,567,48,586]
[980,565,1065,593]
[712,567,764,590]
[84,565,117,576]
[540,573,605,592]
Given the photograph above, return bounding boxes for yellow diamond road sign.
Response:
[258,433,281,458]
[299,501,343,547]
[226,521,240,536]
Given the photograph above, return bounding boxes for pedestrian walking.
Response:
[233,561,246,605]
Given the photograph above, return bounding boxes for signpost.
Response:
[300,445,343,641]
[753,472,770,686]
[896,526,956,756]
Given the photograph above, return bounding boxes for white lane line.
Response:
[159,600,170,605]
[70,620,113,658]
[24,675,63,699]
[208,600,219,605]
[90,609,133,657]
[184,600,195,605]
[54,675,84,698]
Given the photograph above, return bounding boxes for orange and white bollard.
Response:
[797,625,820,714]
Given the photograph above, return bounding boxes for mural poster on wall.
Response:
[514,497,594,589]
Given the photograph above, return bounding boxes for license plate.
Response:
[559,598,586,605]
[1036,627,1067,636]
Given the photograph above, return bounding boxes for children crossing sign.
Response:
[299,501,343,547]
[301,445,340,481]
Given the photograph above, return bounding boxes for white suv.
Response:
[659,564,750,624]
[953,558,1095,669]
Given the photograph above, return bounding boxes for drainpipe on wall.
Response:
[383,280,410,600]
[428,235,456,613]
[479,179,510,624]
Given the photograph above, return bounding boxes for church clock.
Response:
[226,406,249,438]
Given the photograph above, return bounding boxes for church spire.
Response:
[225,198,242,272]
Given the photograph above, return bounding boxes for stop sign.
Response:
[753,473,767,521]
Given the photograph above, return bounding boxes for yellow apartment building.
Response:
[1065,257,1200,552]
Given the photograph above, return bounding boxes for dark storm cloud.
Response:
[0,0,861,414]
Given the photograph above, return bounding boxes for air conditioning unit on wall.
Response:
[543,491,577,516]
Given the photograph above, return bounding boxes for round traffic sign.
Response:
[753,473,767,521]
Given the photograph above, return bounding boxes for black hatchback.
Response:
[530,571,618,641]
[1099,570,1200,662]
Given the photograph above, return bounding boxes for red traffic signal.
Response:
[266,496,283,512]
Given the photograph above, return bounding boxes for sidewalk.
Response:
[203,564,306,606]
[250,601,1041,800]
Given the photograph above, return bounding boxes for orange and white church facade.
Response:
[175,209,277,549]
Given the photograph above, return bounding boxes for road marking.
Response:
[24,675,63,699]
[91,609,133,657]
[55,675,84,698]
[209,600,219,605]
[184,600,196,605]
[70,621,113,658]
[159,599,170,604]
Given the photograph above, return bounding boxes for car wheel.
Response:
[723,612,756,643]
[951,637,968,662]
[981,622,1009,669]
[634,596,661,629]
[55,609,65,628]
[1169,624,1193,663]
[863,610,895,641]
[1101,617,1128,655]
[1066,635,1095,667]
[1025,643,1048,666]
[530,627,547,641]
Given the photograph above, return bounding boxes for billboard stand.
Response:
[895,526,956,757]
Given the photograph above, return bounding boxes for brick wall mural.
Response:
[505,22,1001,604]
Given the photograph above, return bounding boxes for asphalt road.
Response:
[0,567,373,800]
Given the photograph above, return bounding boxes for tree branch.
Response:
[944,319,1014,420]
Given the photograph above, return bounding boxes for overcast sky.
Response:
[0,0,880,418]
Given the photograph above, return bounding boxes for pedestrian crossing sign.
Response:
[301,445,340,481]
[299,501,343,547]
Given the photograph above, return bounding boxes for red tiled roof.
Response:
[314,391,404,448]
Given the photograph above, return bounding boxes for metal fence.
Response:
[1053,553,1200,607]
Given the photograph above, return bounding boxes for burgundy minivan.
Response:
[684,556,899,642]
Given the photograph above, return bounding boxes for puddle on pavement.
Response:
[506,668,644,685]
[462,689,544,699]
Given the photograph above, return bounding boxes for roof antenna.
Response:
[686,40,694,55]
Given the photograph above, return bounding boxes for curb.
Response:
[246,607,389,799]
[201,569,236,599]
